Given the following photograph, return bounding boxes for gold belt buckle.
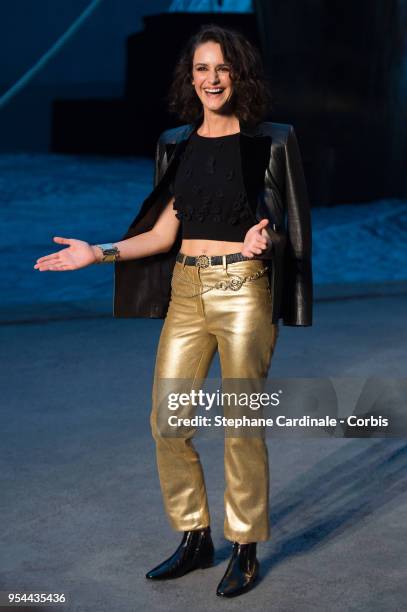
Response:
[195,254,210,268]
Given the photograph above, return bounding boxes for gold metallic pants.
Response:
[150,254,279,543]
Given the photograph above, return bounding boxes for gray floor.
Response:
[1,291,406,611]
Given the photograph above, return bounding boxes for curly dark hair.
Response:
[167,24,273,127]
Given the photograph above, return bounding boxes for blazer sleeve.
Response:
[282,126,313,326]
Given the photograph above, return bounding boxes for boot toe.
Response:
[216,573,258,598]
[145,565,171,580]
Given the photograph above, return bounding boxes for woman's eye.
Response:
[195,66,229,72]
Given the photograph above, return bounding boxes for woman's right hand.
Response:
[33,237,100,271]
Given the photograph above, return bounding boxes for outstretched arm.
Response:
[34,196,179,272]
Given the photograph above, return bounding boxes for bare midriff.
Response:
[180,239,245,256]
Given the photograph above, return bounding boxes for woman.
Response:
[34,24,313,598]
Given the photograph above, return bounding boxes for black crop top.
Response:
[169,131,256,241]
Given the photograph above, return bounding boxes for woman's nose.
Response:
[208,71,220,84]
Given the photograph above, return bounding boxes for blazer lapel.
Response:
[129,124,195,230]
[239,122,273,222]
[162,123,195,178]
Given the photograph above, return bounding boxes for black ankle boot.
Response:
[216,542,259,597]
[145,527,214,580]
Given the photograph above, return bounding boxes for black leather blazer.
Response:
[113,121,313,326]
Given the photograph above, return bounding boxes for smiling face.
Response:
[191,41,234,115]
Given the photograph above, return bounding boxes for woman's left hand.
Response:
[241,218,273,258]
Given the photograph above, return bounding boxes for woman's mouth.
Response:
[203,88,225,97]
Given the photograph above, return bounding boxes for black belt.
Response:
[176,252,259,268]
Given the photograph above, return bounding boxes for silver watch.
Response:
[95,243,120,263]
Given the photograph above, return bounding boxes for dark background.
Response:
[1,0,406,207]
